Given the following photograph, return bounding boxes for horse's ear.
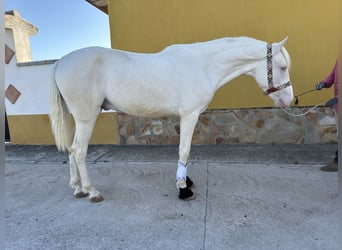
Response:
[279,37,288,47]
[273,37,288,52]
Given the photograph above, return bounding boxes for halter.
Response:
[263,44,291,95]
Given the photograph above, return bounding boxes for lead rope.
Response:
[281,104,324,117]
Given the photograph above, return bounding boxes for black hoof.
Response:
[74,191,88,198]
[179,187,194,200]
[89,194,104,203]
[186,176,194,188]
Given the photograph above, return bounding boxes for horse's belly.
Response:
[118,104,178,117]
[108,90,180,117]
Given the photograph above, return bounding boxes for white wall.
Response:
[5,29,57,115]
[5,62,56,115]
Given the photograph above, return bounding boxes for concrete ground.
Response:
[5,144,338,250]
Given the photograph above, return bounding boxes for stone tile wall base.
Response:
[117,107,337,145]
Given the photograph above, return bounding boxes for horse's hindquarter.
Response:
[55,47,116,116]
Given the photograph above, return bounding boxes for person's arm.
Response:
[320,60,338,88]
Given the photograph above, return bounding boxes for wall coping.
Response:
[17,59,58,67]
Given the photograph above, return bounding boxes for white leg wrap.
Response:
[176,161,188,189]
[176,161,187,181]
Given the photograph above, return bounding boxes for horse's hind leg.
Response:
[69,152,87,198]
[70,117,104,202]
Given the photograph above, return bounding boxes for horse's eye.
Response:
[280,66,287,71]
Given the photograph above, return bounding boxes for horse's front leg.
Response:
[177,113,199,200]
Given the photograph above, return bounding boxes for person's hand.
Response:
[316,82,326,90]
[325,97,338,108]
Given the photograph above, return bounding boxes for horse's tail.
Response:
[49,61,73,152]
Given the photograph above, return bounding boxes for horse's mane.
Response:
[212,37,291,69]
[162,37,264,51]
[162,36,291,70]
[197,36,265,48]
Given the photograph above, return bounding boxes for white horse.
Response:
[49,36,293,202]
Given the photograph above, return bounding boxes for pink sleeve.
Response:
[322,60,338,88]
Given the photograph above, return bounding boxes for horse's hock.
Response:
[117,107,337,145]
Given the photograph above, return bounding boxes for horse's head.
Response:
[253,37,293,108]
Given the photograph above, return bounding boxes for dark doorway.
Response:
[5,112,10,142]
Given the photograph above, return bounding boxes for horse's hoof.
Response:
[186,176,194,188]
[89,194,104,203]
[74,191,88,198]
[179,187,195,200]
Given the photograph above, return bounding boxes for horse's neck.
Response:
[199,38,265,90]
